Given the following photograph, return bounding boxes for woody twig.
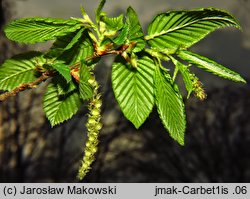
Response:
[0,71,54,102]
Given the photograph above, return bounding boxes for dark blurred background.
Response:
[0,0,250,182]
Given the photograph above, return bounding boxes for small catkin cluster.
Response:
[191,74,207,100]
[77,74,102,180]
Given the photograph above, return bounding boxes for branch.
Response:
[0,71,54,102]
[0,44,130,102]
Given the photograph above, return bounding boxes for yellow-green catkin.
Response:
[191,75,207,100]
[77,74,102,180]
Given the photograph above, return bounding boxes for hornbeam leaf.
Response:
[43,81,81,126]
[45,29,85,58]
[101,14,124,31]
[112,55,155,128]
[4,17,82,44]
[154,66,186,145]
[171,56,194,98]
[113,23,129,45]
[96,0,106,23]
[49,29,94,65]
[51,62,71,83]
[147,8,241,50]
[62,31,94,65]
[178,50,246,83]
[57,78,77,96]
[79,61,93,100]
[126,7,146,52]
[63,28,85,51]
[0,51,42,91]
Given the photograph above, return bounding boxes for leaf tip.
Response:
[50,118,67,127]
[186,88,193,99]
[50,120,57,128]
[127,6,134,12]
[169,131,185,146]
[178,138,185,146]
[239,77,247,84]
[133,121,142,129]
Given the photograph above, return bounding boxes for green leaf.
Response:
[50,29,94,65]
[57,79,77,96]
[80,5,88,20]
[96,0,106,23]
[53,75,76,96]
[63,28,85,52]
[101,14,124,31]
[65,31,94,65]
[0,51,42,91]
[126,7,146,52]
[5,17,82,44]
[147,8,241,50]
[154,65,186,145]
[43,80,81,126]
[177,50,246,83]
[113,23,129,45]
[112,55,155,128]
[51,62,71,83]
[171,56,193,98]
[46,29,84,58]
[79,61,93,100]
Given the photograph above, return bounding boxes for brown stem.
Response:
[85,45,129,62]
[0,71,54,102]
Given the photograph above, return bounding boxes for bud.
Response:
[99,21,106,34]
[82,162,89,170]
[88,118,96,125]
[70,68,80,82]
[88,135,96,142]
[96,123,103,131]
[91,147,97,153]
[95,100,102,108]
[85,142,91,148]
[91,108,100,116]
[88,76,95,85]
[85,150,92,157]
[130,52,138,68]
